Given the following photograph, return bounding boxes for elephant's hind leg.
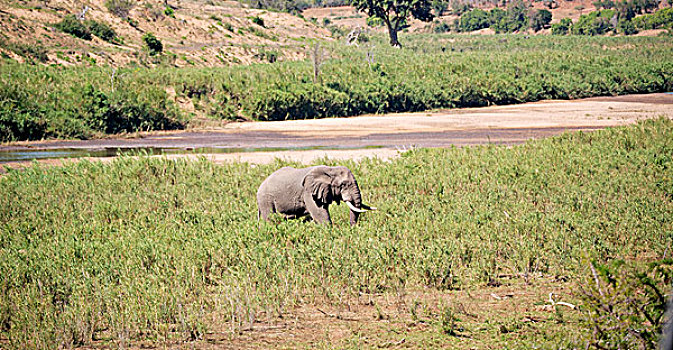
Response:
[257,197,275,222]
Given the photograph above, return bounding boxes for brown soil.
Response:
[82,276,579,349]
[0,0,330,66]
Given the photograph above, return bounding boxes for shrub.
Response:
[572,9,616,35]
[85,20,117,42]
[105,0,134,18]
[617,18,638,34]
[459,9,490,32]
[251,15,265,27]
[255,49,280,63]
[632,8,673,30]
[579,260,673,349]
[432,0,449,16]
[551,17,573,34]
[530,9,552,31]
[491,0,530,33]
[142,33,163,56]
[53,15,92,40]
[489,8,507,26]
[434,21,451,33]
[164,6,174,17]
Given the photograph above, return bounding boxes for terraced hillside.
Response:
[0,0,330,66]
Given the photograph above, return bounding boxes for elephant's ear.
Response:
[302,167,333,206]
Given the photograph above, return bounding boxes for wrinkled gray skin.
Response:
[257,166,373,225]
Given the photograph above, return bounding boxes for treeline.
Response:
[434,1,552,33]
[552,7,673,35]
[441,3,673,35]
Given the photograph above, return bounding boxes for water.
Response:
[0,145,382,163]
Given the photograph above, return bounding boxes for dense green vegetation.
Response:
[456,1,551,33]
[1,34,672,141]
[553,7,673,36]
[0,64,184,141]
[1,119,671,348]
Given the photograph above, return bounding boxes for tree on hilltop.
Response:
[350,0,434,47]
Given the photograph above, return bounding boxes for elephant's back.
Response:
[257,166,308,195]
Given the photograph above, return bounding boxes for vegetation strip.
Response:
[2,34,673,142]
[1,119,671,347]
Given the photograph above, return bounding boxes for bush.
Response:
[432,0,449,16]
[255,49,280,63]
[434,21,451,33]
[251,15,265,27]
[579,260,673,349]
[632,8,673,30]
[105,0,134,18]
[163,6,174,17]
[53,15,92,40]
[459,9,490,32]
[142,33,163,56]
[85,20,117,42]
[572,9,616,35]
[551,17,573,35]
[489,8,507,26]
[618,18,638,34]
[491,0,530,33]
[530,9,552,31]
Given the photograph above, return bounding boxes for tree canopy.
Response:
[350,0,434,46]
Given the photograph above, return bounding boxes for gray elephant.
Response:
[257,165,376,225]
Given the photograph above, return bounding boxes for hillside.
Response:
[0,0,330,66]
[1,0,669,68]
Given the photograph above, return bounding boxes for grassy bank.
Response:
[1,118,671,348]
[2,34,673,141]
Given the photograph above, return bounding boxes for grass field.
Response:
[2,34,673,141]
[1,118,671,348]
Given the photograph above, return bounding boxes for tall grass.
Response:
[2,34,672,141]
[1,119,671,347]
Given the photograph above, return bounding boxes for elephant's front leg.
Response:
[303,193,331,224]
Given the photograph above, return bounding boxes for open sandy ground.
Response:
[1,93,672,170]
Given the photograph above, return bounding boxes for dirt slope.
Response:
[0,0,330,66]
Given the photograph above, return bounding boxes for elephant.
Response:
[257,165,376,225]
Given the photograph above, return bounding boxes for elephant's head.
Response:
[302,166,376,225]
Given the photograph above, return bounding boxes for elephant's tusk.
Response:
[346,201,368,213]
[361,203,377,211]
